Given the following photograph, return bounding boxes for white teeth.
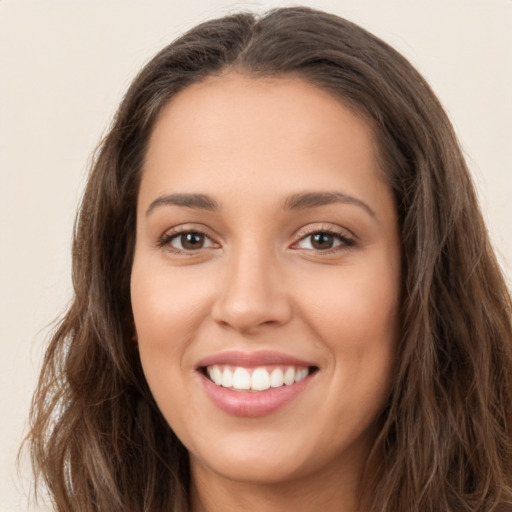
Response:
[207,365,223,385]
[212,365,222,385]
[295,367,309,382]
[232,367,251,390]
[270,368,284,387]
[251,367,271,391]
[207,365,311,391]
[221,368,233,388]
[284,367,295,386]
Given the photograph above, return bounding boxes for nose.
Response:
[211,247,293,334]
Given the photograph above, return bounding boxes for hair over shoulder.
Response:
[27,7,512,512]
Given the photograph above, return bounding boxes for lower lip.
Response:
[199,372,313,417]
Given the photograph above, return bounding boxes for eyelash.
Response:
[157,226,355,255]
[157,228,218,254]
[293,228,355,253]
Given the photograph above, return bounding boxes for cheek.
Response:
[297,262,400,348]
[295,256,400,410]
[130,264,214,406]
[131,264,212,345]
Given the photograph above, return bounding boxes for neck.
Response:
[189,456,370,512]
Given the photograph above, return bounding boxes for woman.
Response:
[28,6,512,512]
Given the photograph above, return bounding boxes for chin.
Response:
[188,429,319,484]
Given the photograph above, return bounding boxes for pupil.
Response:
[312,233,333,250]
[182,232,204,250]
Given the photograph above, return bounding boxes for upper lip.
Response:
[196,350,317,369]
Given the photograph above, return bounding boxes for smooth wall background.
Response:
[1,1,510,510]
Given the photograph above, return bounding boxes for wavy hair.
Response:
[27,7,512,511]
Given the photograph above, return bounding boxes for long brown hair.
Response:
[27,7,512,511]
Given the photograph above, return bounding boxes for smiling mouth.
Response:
[202,365,318,392]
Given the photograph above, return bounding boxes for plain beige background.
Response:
[1,1,510,510]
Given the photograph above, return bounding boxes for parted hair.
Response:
[27,7,512,511]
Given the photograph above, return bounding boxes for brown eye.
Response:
[162,231,218,252]
[311,233,335,250]
[295,230,353,252]
[179,232,205,250]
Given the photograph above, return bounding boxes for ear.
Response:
[132,320,138,345]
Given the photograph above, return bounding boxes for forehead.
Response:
[140,73,389,214]
[147,73,376,157]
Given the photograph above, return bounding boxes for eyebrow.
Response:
[146,193,220,216]
[145,190,376,220]
[284,191,377,220]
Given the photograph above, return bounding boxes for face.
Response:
[131,74,401,490]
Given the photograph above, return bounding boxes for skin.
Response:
[131,73,401,512]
